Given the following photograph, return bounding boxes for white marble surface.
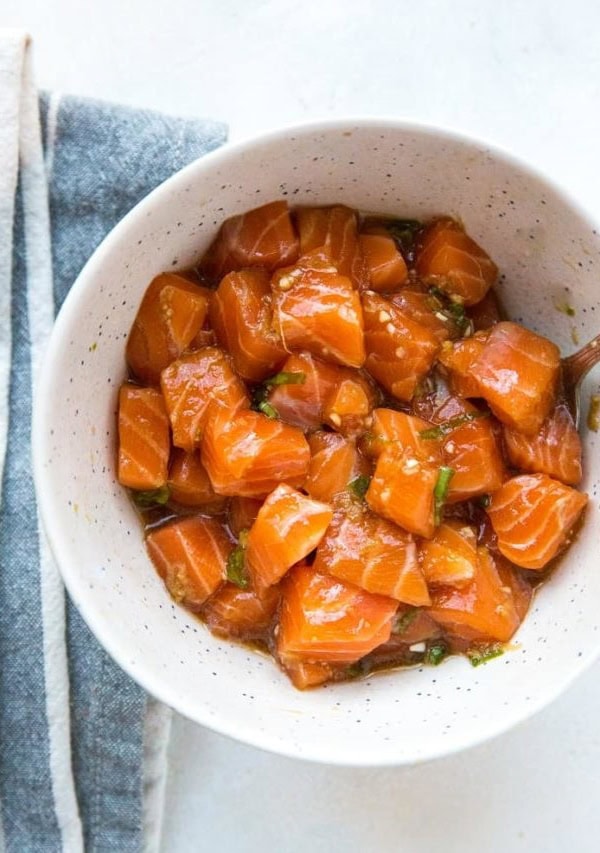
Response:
[5,0,600,849]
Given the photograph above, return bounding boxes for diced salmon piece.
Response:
[278,656,334,689]
[272,253,365,368]
[426,546,521,643]
[160,347,248,452]
[227,497,264,537]
[486,473,587,570]
[366,408,442,464]
[468,288,502,330]
[322,373,378,436]
[210,268,286,381]
[314,494,430,604]
[466,322,560,435]
[202,583,280,641]
[496,561,533,622]
[296,205,368,288]
[502,403,582,486]
[200,201,299,278]
[146,516,230,609]
[437,333,489,398]
[167,449,227,510]
[390,289,454,342]
[246,485,333,590]
[266,352,340,429]
[278,564,398,663]
[358,232,408,292]
[117,385,170,490]
[201,406,310,497]
[419,521,478,586]
[126,274,210,385]
[366,444,439,538]
[420,395,505,502]
[304,432,364,502]
[416,218,498,306]
[362,291,439,400]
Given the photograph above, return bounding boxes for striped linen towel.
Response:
[0,31,226,852]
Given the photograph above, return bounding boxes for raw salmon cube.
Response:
[202,583,280,641]
[296,205,368,288]
[366,444,439,538]
[117,385,170,490]
[390,289,455,342]
[313,495,430,605]
[358,232,408,292]
[416,218,498,306]
[486,473,587,570]
[366,408,442,465]
[210,268,286,381]
[426,546,521,643]
[502,403,582,486]
[126,273,210,385]
[419,521,478,586]
[246,485,333,590]
[146,516,231,609]
[160,347,248,452]
[362,291,439,401]
[277,564,398,663]
[322,373,377,436]
[278,657,334,690]
[437,333,489,398]
[200,200,299,278]
[266,352,340,430]
[201,406,310,497]
[272,253,365,368]
[167,449,227,510]
[304,432,365,503]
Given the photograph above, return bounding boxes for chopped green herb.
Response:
[266,371,306,387]
[383,218,422,259]
[588,394,600,432]
[425,643,447,666]
[467,644,504,667]
[433,466,455,525]
[132,485,170,508]
[392,608,418,634]
[554,299,576,317]
[257,400,279,419]
[476,494,491,509]
[428,286,470,333]
[226,531,249,588]
[348,474,371,500]
[419,410,488,440]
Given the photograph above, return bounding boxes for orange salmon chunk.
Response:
[362,291,439,401]
[202,583,280,641]
[366,444,439,538]
[296,205,368,288]
[126,273,210,385]
[426,546,521,643]
[146,516,231,609]
[304,432,364,503]
[487,473,588,570]
[322,373,377,436]
[201,200,299,278]
[437,333,489,398]
[366,408,442,464]
[246,485,333,589]
[313,495,430,605]
[416,218,498,306]
[272,253,366,368]
[390,289,455,342]
[210,268,286,381]
[266,352,340,429]
[419,521,478,587]
[277,564,398,664]
[278,657,334,690]
[467,322,560,435]
[201,407,310,497]
[358,232,408,292]
[167,449,227,510]
[117,385,170,490]
[502,403,582,486]
[160,347,248,452]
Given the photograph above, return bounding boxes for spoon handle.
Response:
[562,332,600,389]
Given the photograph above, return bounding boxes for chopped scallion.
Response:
[419,410,488,440]
[132,485,170,508]
[266,371,306,387]
[226,531,249,588]
[433,466,454,525]
[392,608,418,634]
[467,644,504,667]
[348,474,371,500]
[425,644,447,666]
[257,400,279,419]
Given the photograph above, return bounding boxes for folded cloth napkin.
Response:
[0,31,226,853]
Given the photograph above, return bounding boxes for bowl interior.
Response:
[34,121,600,765]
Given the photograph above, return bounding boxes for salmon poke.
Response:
[116,201,588,689]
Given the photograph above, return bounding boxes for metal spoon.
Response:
[562,332,600,426]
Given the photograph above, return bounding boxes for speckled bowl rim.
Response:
[32,117,600,766]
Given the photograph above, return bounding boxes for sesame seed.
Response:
[378,310,392,323]
[278,275,294,291]
[386,322,395,335]
[329,412,342,427]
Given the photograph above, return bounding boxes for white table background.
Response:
[5,0,600,849]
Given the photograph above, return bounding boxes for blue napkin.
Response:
[0,33,226,852]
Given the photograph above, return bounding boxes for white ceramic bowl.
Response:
[33,119,600,766]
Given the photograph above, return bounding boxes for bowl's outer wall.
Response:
[35,122,600,765]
